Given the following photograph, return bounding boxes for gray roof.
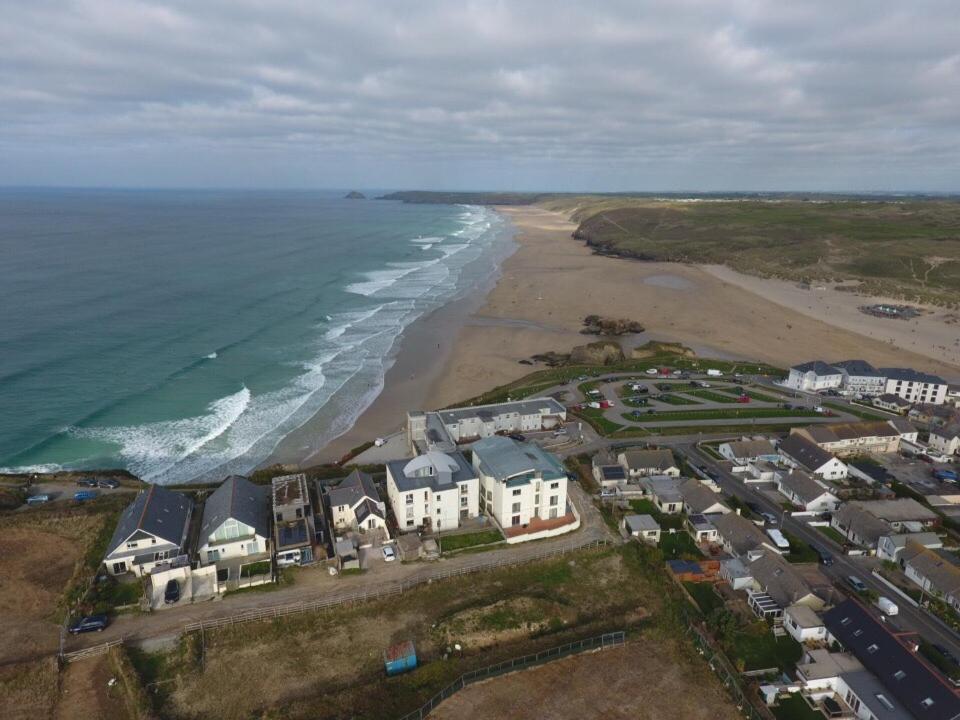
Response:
[840,670,912,720]
[881,367,947,385]
[712,512,769,557]
[472,436,566,481]
[328,469,380,509]
[779,470,835,505]
[887,417,917,435]
[851,498,938,523]
[387,450,477,493]
[931,424,960,441]
[779,434,837,472]
[438,397,565,425]
[107,484,193,556]
[792,360,840,375]
[722,438,777,460]
[832,359,881,377]
[200,475,269,541]
[679,478,728,514]
[624,514,660,532]
[619,448,677,472]
[835,504,891,546]
[643,475,683,504]
[749,553,821,607]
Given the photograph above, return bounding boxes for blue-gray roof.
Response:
[792,360,840,375]
[387,451,476,493]
[327,469,380,509]
[881,367,947,385]
[200,475,269,541]
[471,436,566,481]
[832,359,881,377]
[107,484,193,556]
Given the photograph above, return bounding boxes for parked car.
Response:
[73,490,98,502]
[933,644,959,666]
[97,478,120,489]
[508,433,526,442]
[876,597,899,616]
[847,576,868,593]
[164,579,181,604]
[374,437,386,447]
[760,512,778,526]
[813,546,834,566]
[68,615,108,634]
[933,469,958,482]
[382,546,397,562]
[736,395,750,403]
[76,478,98,487]
[26,494,52,506]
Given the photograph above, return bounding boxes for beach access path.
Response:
[63,483,613,653]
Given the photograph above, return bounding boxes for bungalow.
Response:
[777,434,848,481]
[929,424,960,457]
[876,532,943,563]
[617,448,680,478]
[747,552,826,611]
[592,461,627,488]
[197,476,270,567]
[784,361,843,392]
[327,469,389,538]
[622,514,660,543]
[686,513,718,543]
[387,450,479,532]
[679,477,730,516]
[830,504,891,550]
[783,604,827,644]
[641,475,684,514]
[793,421,901,456]
[104,485,193,577]
[880,367,949,406]
[712,512,779,559]
[718,438,779,465]
[900,543,960,612]
[873,393,912,414]
[776,470,840,513]
[851,498,939,532]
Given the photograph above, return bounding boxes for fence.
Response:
[397,631,626,720]
[61,638,125,664]
[185,537,609,634]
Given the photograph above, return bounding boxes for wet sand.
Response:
[276,204,960,467]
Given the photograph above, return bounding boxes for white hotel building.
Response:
[385,451,480,532]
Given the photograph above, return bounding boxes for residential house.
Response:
[831,504,891,550]
[783,604,827,643]
[929,424,960,457]
[793,648,863,694]
[900,543,960,612]
[745,459,782,484]
[591,454,627,488]
[617,448,680,478]
[778,434,848,481]
[877,532,943,563]
[719,557,753,590]
[909,403,958,428]
[776,470,840,512]
[793,422,902,456]
[641,475,684,514]
[272,474,315,565]
[880,368,949,405]
[327,469,389,538]
[784,361,843,392]
[873,393,912,414]
[712,512,778,559]
[104,485,193,577]
[824,599,960,720]
[832,360,886,397]
[386,450,479,532]
[686,513,718,543]
[718,438,779,465]
[887,417,919,443]
[622,514,660,543]
[851,498,939,532]
[748,552,827,611]
[679,477,730,515]
[197,475,270,567]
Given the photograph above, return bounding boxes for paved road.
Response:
[65,483,614,651]
[679,441,960,660]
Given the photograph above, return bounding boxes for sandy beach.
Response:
[285,205,960,466]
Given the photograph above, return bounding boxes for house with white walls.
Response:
[386,451,479,533]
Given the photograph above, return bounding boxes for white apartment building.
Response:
[385,451,479,532]
[880,368,949,405]
[471,436,569,529]
[831,360,885,397]
[784,361,843,392]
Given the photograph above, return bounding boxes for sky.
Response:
[2,1,959,192]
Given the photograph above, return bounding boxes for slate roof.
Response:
[354,498,384,524]
[932,424,960,441]
[881,367,947,385]
[824,600,960,720]
[619,448,677,472]
[107,484,192,556]
[851,498,938,524]
[802,421,899,444]
[472,436,565,480]
[679,478,728,514]
[624,514,660,533]
[840,670,913,720]
[712,512,769,557]
[901,543,960,597]
[748,553,821,607]
[834,504,892,546]
[200,475,269,542]
[722,439,777,460]
[832,359,882,377]
[779,434,838,471]
[328,469,380,509]
[792,361,840,375]
[387,451,477,493]
[779,470,835,505]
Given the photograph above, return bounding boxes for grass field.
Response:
[783,532,820,564]
[684,389,741,403]
[561,199,960,306]
[772,693,825,720]
[440,530,504,553]
[715,387,782,403]
[683,582,724,614]
[621,407,819,423]
[815,525,847,545]
[728,624,802,672]
[659,531,701,559]
[656,394,702,406]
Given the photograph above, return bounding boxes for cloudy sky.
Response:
[2,1,959,191]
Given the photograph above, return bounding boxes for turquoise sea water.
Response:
[0,189,510,483]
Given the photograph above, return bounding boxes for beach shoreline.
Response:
[270,204,960,469]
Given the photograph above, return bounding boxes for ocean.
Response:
[0,189,511,484]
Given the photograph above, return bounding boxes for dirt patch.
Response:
[436,596,577,649]
[0,516,102,663]
[54,654,130,720]
[431,639,744,720]
[0,658,59,720]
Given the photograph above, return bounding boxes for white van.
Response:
[276,549,302,567]
[876,596,899,616]
[706,369,723,377]
[766,528,791,552]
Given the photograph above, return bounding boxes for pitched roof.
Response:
[619,448,677,471]
[327,469,380,509]
[679,478,728,514]
[901,543,960,597]
[779,470,835,505]
[749,553,821,607]
[107,484,192,556]
[850,498,938,523]
[824,600,960,720]
[807,421,899,443]
[779,434,838,471]
[642,475,682,504]
[887,417,917,434]
[354,498,384,524]
[722,439,777,459]
[791,360,840,375]
[931,424,960,441]
[831,359,881,377]
[712,512,769,556]
[834,504,892,546]
[200,475,269,541]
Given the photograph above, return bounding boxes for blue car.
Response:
[68,615,108,634]
[73,490,99,502]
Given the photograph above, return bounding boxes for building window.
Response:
[406,519,414,527]
[512,502,521,513]
[511,515,521,526]
[406,495,413,505]
[512,489,521,497]
[460,484,467,495]
[436,507,441,514]
[126,542,138,549]
[460,496,468,507]
[549,495,558,506]
[550,482,559,489]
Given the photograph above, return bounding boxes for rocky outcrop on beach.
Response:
[344,191,366,199]
[570,340,625,365]
[581,315,645,336]
[631,341,695,359]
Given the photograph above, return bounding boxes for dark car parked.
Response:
[813,546,834,566]
[97,479,120,489]
[508,433,526,442]
[76,478,98,487]
[164,579,181,604]
[68,615,108,634]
